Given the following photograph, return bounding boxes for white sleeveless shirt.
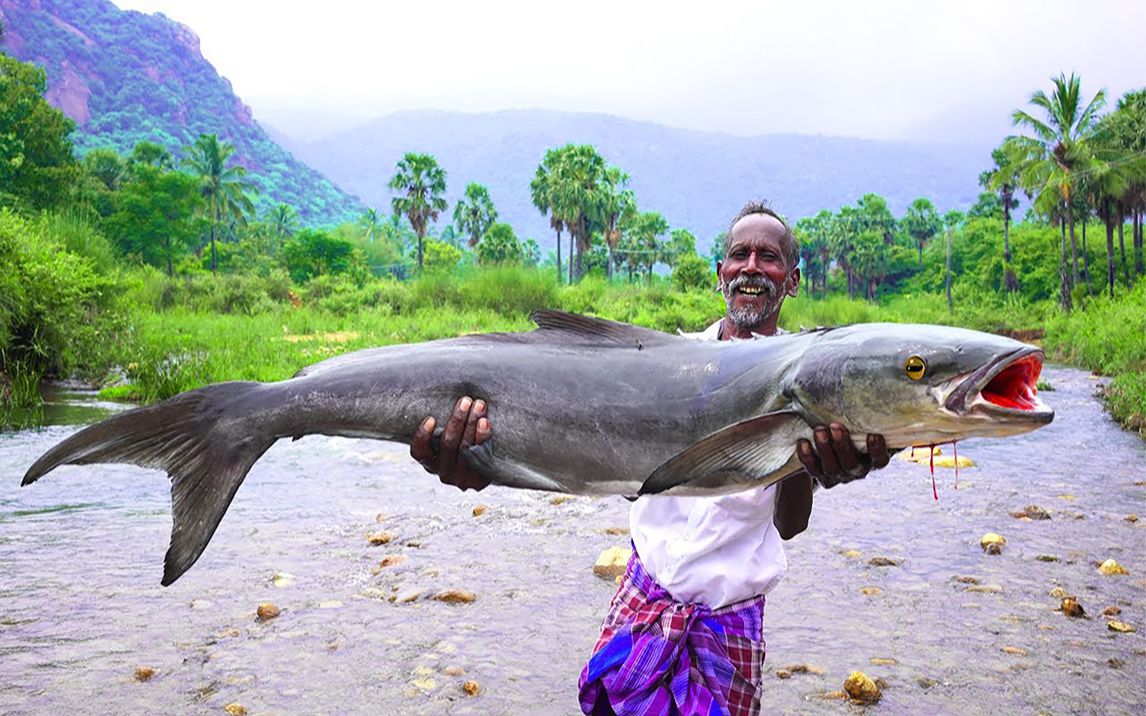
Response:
[629,319,788,609]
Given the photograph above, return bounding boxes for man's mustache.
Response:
[726,275,779,297]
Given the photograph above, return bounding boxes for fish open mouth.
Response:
[945,347,1053,421]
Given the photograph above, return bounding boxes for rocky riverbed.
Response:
[1,366,1143,714]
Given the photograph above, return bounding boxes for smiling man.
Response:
[412,201,891,716]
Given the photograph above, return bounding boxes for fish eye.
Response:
[904,355,927,380]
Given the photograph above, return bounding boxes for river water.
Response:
[0,367,1143,715]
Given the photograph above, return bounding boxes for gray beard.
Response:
[722,275,783,333]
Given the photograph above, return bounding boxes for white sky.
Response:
[114,0,1145,143]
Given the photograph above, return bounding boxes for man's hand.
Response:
[796,423,891,489]
[410,396,492,491]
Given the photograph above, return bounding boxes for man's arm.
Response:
[410,396,491,491]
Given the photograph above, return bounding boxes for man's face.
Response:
[717,213,799,333]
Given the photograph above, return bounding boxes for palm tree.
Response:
[901,198,941,268]
[1007,73,1106,310]
[184,133,256,275]
[357,208,384,244]
[597,166,635,280]
[942,210,964,312]
[530,153,564,283]
[268,203,299,255]
[388,152,448,269]
[983,146,1022,291]
[549,144,607,283]
[452,182,498,249]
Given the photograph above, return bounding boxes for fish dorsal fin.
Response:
[530,310,674,346]
[639,411,809,496]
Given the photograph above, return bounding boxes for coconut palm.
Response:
[530,152,565,283]
[982,146,1023,291]
[453,182,498,249]
[597,166,636,280]
[388,153,448,269]
[1006,73,1106,310]
[184,133,256,275]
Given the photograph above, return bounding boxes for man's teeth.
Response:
[737,286,763,295]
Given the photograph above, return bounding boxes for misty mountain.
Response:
[0,0,363,224]
[281,109,992,250]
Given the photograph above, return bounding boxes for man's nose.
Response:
[742,251,765,273]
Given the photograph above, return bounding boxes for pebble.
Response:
[1098,559,1129,576]
[377,555,408,569]
[549,495,572,505]
[1036,555,1059,562]
[1125,514,1138,523]
[366,530,396,546]
[223,704,248,716]
[917,676,938,689]
[133,666,156,682]
[859,586,882,596]
[1060,597,1085,618]
[1010,505,1051,520]
[867,556,900,567]
[593,547,633,580]
[472,505,488,517]
[775,669,792,679]
[1108,658,1125,669]
[434,590,477,604]
[411,677,436,690]
[1103,606,1122,617]
[843,671,881,703]
[1001,646,1028,656]
[965,584,1003,593]
[953,575,979,584]
[980,533,1006,554]
[1107,621,1136,633]
[1049,587,1067,599]
[782,663,825,675]
[394,588,422,603]
[272,572,296,588]
[442,666,465,676]
[841,549,862,559]
[256,603,281,621]
[869,657,897,666]
[602,527,628,536]
[463,679,481,696]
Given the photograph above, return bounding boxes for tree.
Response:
[901,198,941,268]
[453,182,498,250]
[268,204,299,254]
[1007,73,1106,311]
[129,141,174,171]
[982,146,1023,291]
[0,54,79,210]
[388,152,448,270]
[105,165,203,276]
[184,133,256,275]
[530,152,565,284]
[476,222,523,265]
[282,229,363,283]
[548,144,607,283]
[672,253,712,292]
[943,210,965,312]
[663,228,698,269]
[357,208,383,243]
[628,211,669,281]
[597,166,635,279]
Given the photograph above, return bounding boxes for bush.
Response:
[671,254,713,292]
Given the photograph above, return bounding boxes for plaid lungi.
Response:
[578,548,766,716]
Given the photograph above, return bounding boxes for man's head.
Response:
[717,201,801,338]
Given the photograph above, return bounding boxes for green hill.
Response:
[0,0,363,225]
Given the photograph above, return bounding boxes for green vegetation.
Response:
[0,49,1142,435]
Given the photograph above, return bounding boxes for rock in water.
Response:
[1060,597,1085,618]
[1098,559,1129,576]
[593,547,632,580]
[256,602,281,621]
[133,666,156,682]
[843,671,882,703]
[980,533,1006,554]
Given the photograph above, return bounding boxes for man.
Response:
[411,201,890,715]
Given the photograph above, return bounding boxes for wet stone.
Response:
[1107,620,1136,633]
[256,603,281,621]
[1098,559,1129,576]
[1010,505,1051,520]
[775,669,792,679]
[1059,597,1085,618]
[133,666,156,682]
[549,495,572,506]
[867,556,900,567]
[869,657,897,666]
[917,676,938,689]
[442,666,465,676]
[1036,555,1059,562]
[376,555,408,570]
[841,549,862,559]
[953,575,979,584]
[472,505,488,517]
[366,530,396,546]
[593,547,632,580]
[462,679,481,696]
[1102,605,1122,617]
[965,584,1003,594]
[1049,587,1067,599]
[843,671,882,704]
[782,663,825,675]
[860,586,882,596]
[433,589,477,604]
[1001,646,1028,656]
[1108,658,1125,669]
[980,533,1006,554]
[223,704,248,716]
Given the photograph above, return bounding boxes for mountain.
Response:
[283,109,993,251]
[0,0,363,225]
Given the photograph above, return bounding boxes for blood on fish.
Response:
[952,440,959,490]
[929,443,938,500]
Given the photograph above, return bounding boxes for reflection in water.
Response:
[0,367,1143,715]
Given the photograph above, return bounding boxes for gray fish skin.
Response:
[20,311,1053,584]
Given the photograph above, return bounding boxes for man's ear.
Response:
[715,262,724,289]
[786,267,800,298]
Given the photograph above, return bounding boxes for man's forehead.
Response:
[728,213,787,247]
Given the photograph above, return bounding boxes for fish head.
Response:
[787,323,1054,448]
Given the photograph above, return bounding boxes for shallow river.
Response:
[1,367,1143,715]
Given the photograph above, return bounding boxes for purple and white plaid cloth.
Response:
[578,549,766,716]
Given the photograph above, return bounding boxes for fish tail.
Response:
[21,382,275,586]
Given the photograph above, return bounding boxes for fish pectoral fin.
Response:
[462,442,567,492]
[639,411,809,496]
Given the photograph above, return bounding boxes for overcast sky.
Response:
[115,0,1144,144]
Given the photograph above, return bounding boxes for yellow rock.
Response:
[869,657,897,666]
[775,669,792,679]
[223,705,248,716]
[462,679,481,696]
[411,677,436,690]
[902,445,942,462]
[256,602,281,621]
[377,555,408,569]
[980,533,1006,553]
[472,505,488,517]
[366,530,396,545]
[843,671,881,703]
[1049,587,1067,599]
[1125,514,1139,523]
[1060,597,1085,618]
[1108,621,1136,633]
[1001,646,1028,656]
[272,571,295,588]
[593,547,632,580]
[433,589,477,604]
[859,586,882,596]
[133,666,156,682]
[1103,606,1122,617]
[1098,559,1129,576]
[442,666,465,676]
[841,549,862,559]
[602,527,628,536]
[933,455,975,468]
[549,495,572,505]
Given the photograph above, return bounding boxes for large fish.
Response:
[22,311,1052,584]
